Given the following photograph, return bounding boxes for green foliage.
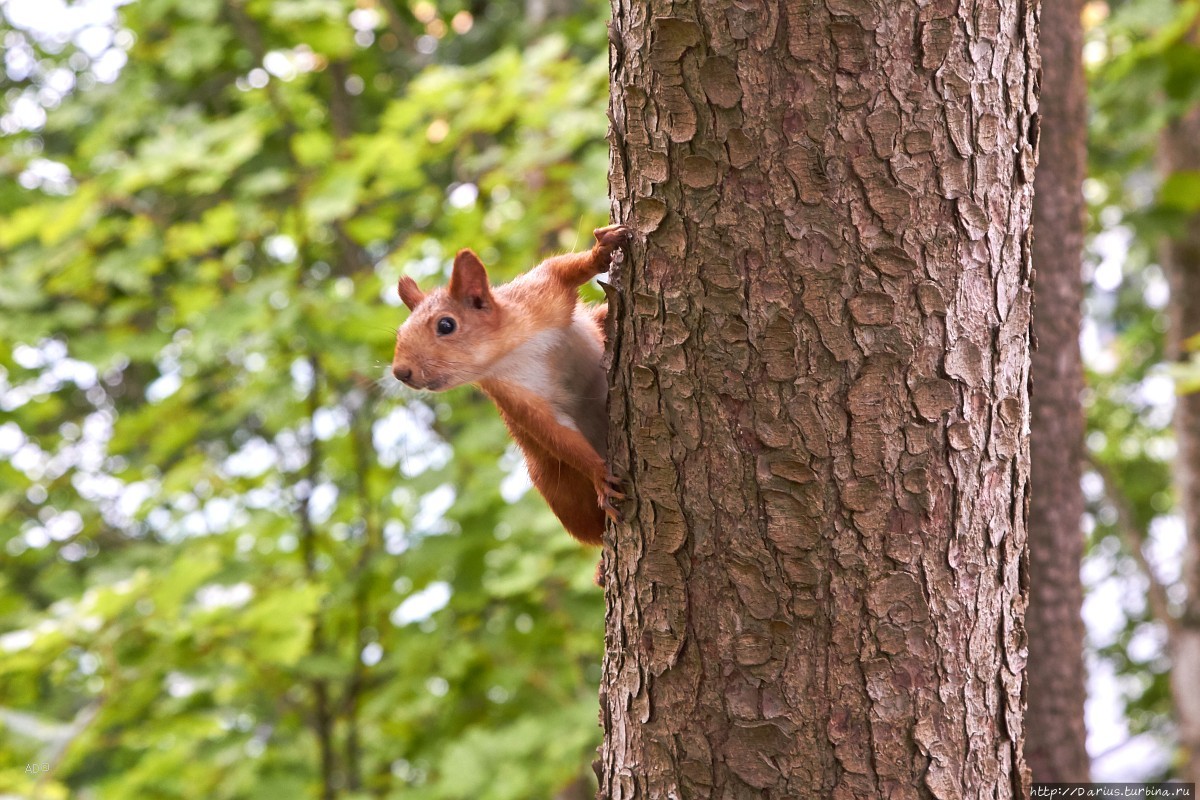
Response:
[1159,170,1200,212]
[1085,0,1200,776]
[0,0,609,797]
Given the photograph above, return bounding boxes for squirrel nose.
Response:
[393,365,413,384]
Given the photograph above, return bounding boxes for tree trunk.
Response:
[601,2,1038,798]
[1161,102,1200,786]
[1025,0,1091,783]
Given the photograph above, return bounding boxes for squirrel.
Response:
[391,224,632,546]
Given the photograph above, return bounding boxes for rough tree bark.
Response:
[600,2,1038,798]
[1161,102,1200,786]
[1025,0,1091,783]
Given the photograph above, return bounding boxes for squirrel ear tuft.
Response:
[449,249,493,310]
[398,276,426,311]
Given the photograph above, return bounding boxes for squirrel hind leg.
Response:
[550,484,606,546]
[527,456,606,545]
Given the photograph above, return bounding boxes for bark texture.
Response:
[601,2,1038,798]
[1025,0,1091,783]
[1161,103,1200,786]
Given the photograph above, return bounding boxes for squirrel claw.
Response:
[598,473,626,523]
[600,495,623,523]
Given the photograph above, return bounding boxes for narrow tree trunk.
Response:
[1161,102,1200,786]
[601,2,1038,798]
[1025,0,1091,782]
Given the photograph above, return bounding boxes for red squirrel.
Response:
[391,225,631,545]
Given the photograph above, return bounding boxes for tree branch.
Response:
[340,390,379,792]
[299,354,337,800]
[1091,456,1181,639]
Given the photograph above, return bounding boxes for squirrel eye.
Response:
[436,317,457,336]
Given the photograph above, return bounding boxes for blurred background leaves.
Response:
[1081,0,1200,779]
[1,0,608,797]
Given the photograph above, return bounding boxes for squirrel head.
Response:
[391,249,504,391]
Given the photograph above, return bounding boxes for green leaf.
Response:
[1159,170,1200,211]
[305,170,361,224]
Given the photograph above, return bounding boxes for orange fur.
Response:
[391,225,631,545]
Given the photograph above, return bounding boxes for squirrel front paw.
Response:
[597,472,627,523]
[592,225,632,272]
[593,224,632,249]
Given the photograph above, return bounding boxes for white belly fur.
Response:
[485,309,608,456]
